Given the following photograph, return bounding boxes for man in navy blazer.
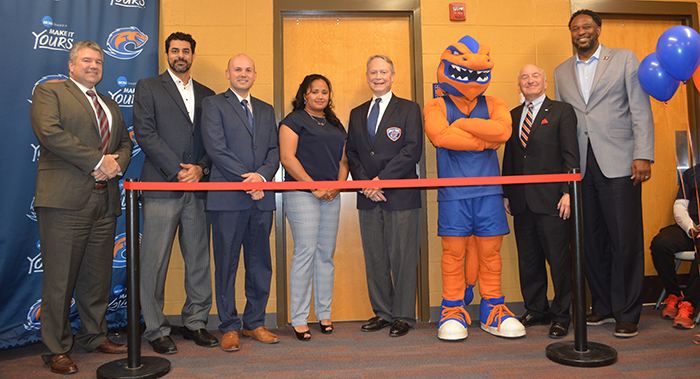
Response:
[502,64,579,339]
[346,55,423,337]
[554,9,654,338]
[201,54,280,352]
[133,32,217,355]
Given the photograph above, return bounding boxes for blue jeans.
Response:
[283,191,341,327]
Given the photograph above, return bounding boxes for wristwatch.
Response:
[198,163,210,176]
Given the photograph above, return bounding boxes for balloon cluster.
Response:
[638,25,700,102]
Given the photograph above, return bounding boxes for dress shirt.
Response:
[518,93,546,139]
[575,44,602,104]
[366,91,393,135]
[167,68,195,123]
[70,78,114,172]
[230,89,265,182]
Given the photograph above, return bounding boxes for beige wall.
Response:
[159,0,700,316]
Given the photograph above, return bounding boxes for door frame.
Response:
[272,0,428,327]
[571,0,700,156]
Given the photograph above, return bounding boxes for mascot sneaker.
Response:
[480,296,525,338]
[438,299,471,341]
[464,284,475,306]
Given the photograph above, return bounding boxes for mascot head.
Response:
[437,35,492,101]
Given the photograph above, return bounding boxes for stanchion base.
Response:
[546,341,617,367]
[96,356,171,379]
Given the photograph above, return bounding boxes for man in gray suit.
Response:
[31,41,132,374]
[201,54,280,352]
[554,9,654,338]
[133,32,217,355]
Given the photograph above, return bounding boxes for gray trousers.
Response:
[139,194,212,341]
[359,207,420,326]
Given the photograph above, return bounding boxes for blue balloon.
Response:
[638,52,679,102]
[656,25,700,81]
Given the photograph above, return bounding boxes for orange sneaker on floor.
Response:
[662,294,681,319]
[673,301,696,329]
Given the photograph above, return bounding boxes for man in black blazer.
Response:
[502,64,579,338]
[201,54,280,352]
[346,55,423,337]
[30,41,132,374]
[133,32,217,355]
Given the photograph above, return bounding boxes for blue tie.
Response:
[242,99,254,133]
[367,98,381,142]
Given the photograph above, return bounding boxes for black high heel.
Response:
[293,326,311,341]
[319,321,333,334]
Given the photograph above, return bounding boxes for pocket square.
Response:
[541,119,549,124]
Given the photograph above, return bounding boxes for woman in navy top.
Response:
[279,74,348,341]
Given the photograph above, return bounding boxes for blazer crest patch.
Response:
[386,127,401,141]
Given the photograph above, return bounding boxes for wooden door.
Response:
[601,18,689,275]
[282,15,413,322]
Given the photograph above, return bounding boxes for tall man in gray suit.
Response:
[201,54,280,352]
[134,32,217,355]
[346,55,423,337]
[31,41,131,374]
[554,9,654,338]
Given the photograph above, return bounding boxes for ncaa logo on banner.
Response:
[111,0,146,9]
[108,285,128,311]
[24,298,75,330]
[113,232,142,269]
[105,26,149,60]
[108,76,135,108]
[27,197,37,221]
[32,16,75,52]
[28,74,69,103]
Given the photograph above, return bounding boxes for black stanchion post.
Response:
[97,178,170,379]
[545,169,617,367]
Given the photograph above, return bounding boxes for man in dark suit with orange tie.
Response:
[346,55,423,337]
[201,54,280,352]
[30,40,132,374]
[502,64,579,339]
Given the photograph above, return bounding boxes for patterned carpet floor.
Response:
[1,306,699,378]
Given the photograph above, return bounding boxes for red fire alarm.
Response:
[450,3,466,22]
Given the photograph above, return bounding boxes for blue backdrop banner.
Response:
[0,0,158,349]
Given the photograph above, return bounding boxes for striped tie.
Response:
[520,102,533,148]
[86,90,110,153]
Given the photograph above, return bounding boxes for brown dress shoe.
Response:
[241,326,280,344]
[46,354,78,375]
[220,331,240,352]
[94,339,128,354]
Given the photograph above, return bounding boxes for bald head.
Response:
[518,64,547,102]
[226,54,257,97]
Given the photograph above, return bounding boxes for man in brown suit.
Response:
[30,40,132,375]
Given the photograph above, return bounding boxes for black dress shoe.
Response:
[614,322,638,338]
[389,320,410,337]
[519,313,550,327]
[361,316,391,332]
[149,335,178,355]
[180,327,219,347]
[548,322,569,339]
[586,312,615,326]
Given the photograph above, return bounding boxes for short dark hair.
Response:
[569,9,602,29]
[165,32,196,54]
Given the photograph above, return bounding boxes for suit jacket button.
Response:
[254,146,258,150]
[370,151,374,156]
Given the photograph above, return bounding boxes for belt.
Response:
[94,182,108,189]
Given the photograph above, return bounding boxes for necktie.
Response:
[86,90,110,153]
[367,98,381,142]
[520,102,533,148]
[242,99,254,133]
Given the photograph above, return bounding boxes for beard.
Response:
[575,35,598,52]
[169,58,192,73]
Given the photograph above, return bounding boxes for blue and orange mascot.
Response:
[425,35,525,340]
